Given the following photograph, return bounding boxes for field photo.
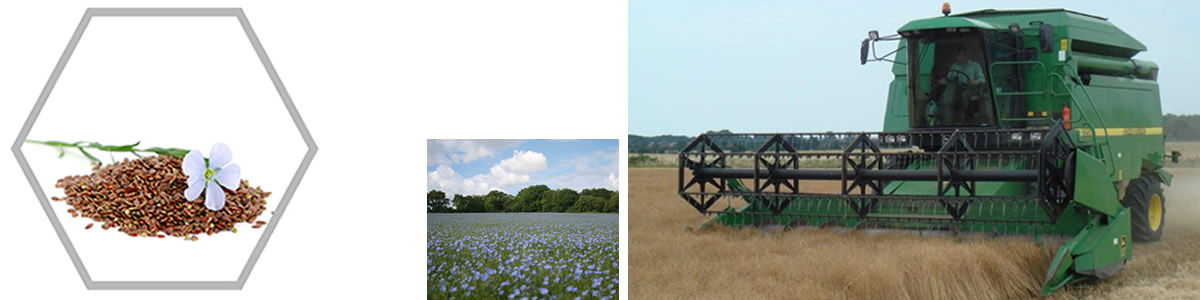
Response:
[630,1,1200,299]
[426,139,619,299]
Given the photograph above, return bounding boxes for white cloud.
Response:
[498,150,548,173]
[486,165,530,187]
[481,150,546,187]
[427,139,524,166]
[427,164,492,196]
[605,173,619,190]
[427,150,547,196]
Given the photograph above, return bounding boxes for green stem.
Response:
[25,139,191,163]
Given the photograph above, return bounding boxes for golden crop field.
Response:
[629,167,1200,299]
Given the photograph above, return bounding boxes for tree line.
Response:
[630,114,1200,153]
[629,130,855,153]
[427,185,618,213]
[1165,114,1200,142]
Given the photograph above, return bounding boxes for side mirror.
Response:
[1038,23,1053,52]
[860,38,870,65]
[860,30,879,65]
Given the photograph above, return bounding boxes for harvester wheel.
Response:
[1125,177,1165,242]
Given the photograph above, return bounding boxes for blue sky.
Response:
[631,1,1200,135]
[427,139,618,196]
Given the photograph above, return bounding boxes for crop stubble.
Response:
[630,168,1200,300]
[630,166,1048,299]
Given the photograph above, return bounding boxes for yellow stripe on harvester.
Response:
[1076,127,1163,137]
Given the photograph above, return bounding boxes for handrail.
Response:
[1047,63,1117,176]
[984,58,1115,177]
[988,60,1051,125]
[1047,72,1101,149]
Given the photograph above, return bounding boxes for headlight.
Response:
[1030,132,1043,141]
[885,135,896,143]
[1010,132,1024,142]
[897,135,908,143]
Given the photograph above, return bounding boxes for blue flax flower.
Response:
[183,143,241,211]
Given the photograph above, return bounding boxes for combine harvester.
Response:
[676,4,1180,295]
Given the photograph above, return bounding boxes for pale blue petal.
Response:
[182,149,206,177]
[205,182,226,211]
[216,164,241,190]
[185,176,206,200]
[209,143,233,168]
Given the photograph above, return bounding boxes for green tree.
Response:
[541,188,579,212]
[484,190,513,212]
[1165,114,1200,141]
[567,195,606,213]
[427,190,450,213]
[451,194,468,212]
[513,185,551,212]
[468,195,487,212]
[451,194,487,213]
[580,188,615,201]
[603,193,619,213]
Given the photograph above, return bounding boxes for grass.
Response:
[427,213,618,299]
[629,153,675,168]
[629,168,1054,299]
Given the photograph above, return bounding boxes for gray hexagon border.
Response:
[10,8,317,290]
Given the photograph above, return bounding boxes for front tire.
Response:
[1124,177,1165,242]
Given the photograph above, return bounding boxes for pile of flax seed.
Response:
[52,155,270,241]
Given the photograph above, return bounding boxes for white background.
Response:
[25,15,304,281]
[0,0,626,298]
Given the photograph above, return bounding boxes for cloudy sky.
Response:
[631,1,1200,135]
[427,139,619,196]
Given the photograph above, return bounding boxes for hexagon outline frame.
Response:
[10,7,318,290]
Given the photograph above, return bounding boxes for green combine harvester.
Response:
[676,5,1181,295]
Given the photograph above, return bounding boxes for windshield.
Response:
[907,31,996,128]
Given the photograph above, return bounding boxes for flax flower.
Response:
[182,143,241,210]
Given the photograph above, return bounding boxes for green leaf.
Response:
[27,139,190,160]
[26,140,78,147]
[142,147,191,157]
[97,141,140,151]
[77,147,100,163]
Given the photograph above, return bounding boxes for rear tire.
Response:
[1124,177,1165,242]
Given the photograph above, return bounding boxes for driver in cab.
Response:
[930,48,988,126]
[939,49,984,86]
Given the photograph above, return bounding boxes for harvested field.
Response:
[629,167,1200,299]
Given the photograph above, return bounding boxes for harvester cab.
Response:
[684,4,1171,296]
